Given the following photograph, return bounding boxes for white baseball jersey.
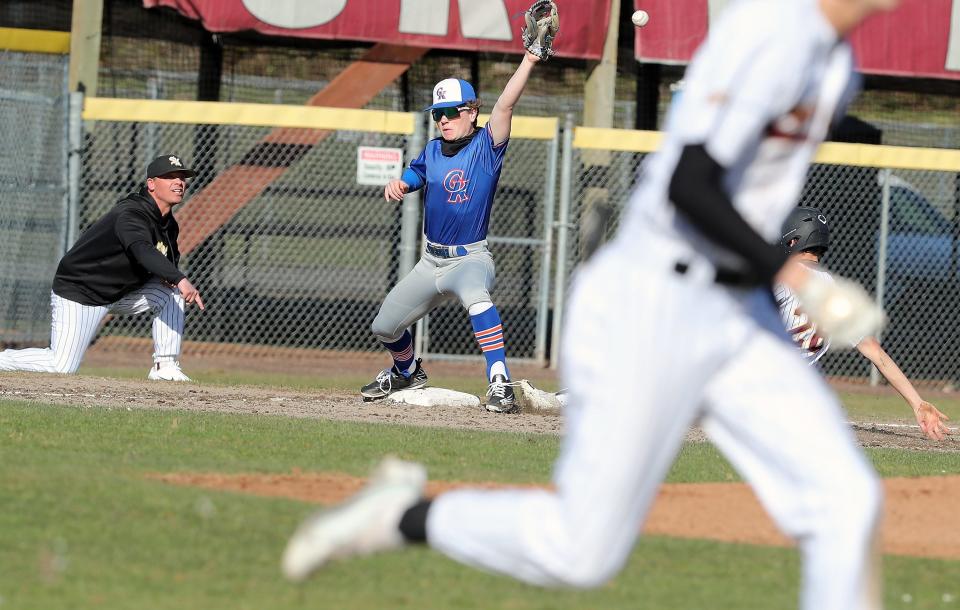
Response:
[776,263,865,364]
[775,264,834,364]
[426,3,882,610]
[622,0,857,269]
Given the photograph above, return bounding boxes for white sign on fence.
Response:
[356,146,404,186]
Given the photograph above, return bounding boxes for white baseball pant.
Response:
[0,279,185,374]
[426,237,882,610]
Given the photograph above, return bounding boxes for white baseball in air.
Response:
[632,10,650,27]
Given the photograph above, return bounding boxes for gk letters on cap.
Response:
[428,78,476,110]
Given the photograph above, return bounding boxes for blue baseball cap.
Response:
[424,78,477,111]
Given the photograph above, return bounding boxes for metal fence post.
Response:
[65,90,84,251]
[871,168,891,387]
[399,113,423,277]
[58,64,71,261]
[415,118,441,358]
[534,122,560,365]
[402,113,426,356]
[550,114,575,369]
[146,77,160,159]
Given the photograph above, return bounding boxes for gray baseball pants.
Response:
[372,247,495,341]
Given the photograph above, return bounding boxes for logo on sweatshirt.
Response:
[156,241,168,256]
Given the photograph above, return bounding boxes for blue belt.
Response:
[425,240,485,259]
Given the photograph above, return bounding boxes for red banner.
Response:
[634,0,960,80]
[143,0,610,60]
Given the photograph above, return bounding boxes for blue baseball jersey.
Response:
[405,125,508,245]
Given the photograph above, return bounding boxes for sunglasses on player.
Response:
[431,106,470,122]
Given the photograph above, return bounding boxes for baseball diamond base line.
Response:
[152,470,960,561]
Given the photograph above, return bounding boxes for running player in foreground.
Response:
[283,1,898,608]
[776,206,950,440]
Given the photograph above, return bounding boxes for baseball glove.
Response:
[521,0,560,61]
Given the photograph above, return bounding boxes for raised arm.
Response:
[856,336,950,440]
[487,52,540,146]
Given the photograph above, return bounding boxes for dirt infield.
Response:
[152,470,960,560]
[1,372,959,448]
[0,372,563,435]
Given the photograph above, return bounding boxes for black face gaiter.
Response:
[440,127,479,157]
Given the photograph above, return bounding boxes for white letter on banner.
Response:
[400,0,511,40]
[947,0,960,72]
[241,0,347,29]
[707,0,733,25]
[400,0,450,36]
[459,1,511,40]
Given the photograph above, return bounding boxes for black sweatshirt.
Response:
[53,188,186,306]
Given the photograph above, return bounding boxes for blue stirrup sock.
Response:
[382,331,415,377]
[470,306,510,382]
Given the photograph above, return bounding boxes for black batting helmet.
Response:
[779,206,830,255]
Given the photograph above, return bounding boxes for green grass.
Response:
[79,363,376,391]
[842,391,954,422]
[2,401,960,609]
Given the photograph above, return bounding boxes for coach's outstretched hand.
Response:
[384,179,410,202]
[177,277,205,311]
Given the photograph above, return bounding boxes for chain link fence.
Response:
[0,51,70,345]
[553,125,960,387]
[76,99,557,364]
[804,166,960,386]
[185,132,408,354]
[3,65,960,384]
[80,103,415,357]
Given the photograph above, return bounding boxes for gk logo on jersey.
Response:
[443,169,469,204]
[155,241,168,256]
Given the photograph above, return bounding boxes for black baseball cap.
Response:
[146,154,197,179]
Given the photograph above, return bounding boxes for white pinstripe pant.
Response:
[0,279,185,374]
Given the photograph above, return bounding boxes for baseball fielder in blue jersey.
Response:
[360,51,542,412]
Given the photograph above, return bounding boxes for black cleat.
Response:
[485,374,519,413]
[360,359,428,401]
